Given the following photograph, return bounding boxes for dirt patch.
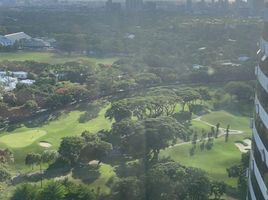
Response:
[235,139,251,153]
[39,141,52,148]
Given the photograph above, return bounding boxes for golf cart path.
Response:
[168,115,245,149]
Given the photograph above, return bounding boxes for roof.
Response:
[4,32,31,42]
[0,36,14,46]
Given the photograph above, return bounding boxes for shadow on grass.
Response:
[215,101,253,117]
[72,164,100,184]
[23,111,63,128]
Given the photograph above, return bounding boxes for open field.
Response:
[0,130,47,148]
[0,99,251,196]
[0,105,112,170]
[162,110,252,187]
[0,52,118,65]
[161,134,244,187]
[201,110,251,135]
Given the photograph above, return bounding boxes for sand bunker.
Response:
[235,139,251,153]
[39,141,52,148]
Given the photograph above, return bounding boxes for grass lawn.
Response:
[201,110,251,135]
[191,120,211,132]
[0,130,46,148]
[0,52,118,65]
[0,105,112,171]
[160,134,244,187]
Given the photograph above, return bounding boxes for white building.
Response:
[12,71,28,79]
[0,36,13,46]
[4,32,31,44]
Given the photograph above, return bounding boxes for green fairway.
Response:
[191,120,211,132]
[0,52,118,65]
[0,130,46,148]
[201,110,251,134]
[160,134,244,187]
[0,105,112,170]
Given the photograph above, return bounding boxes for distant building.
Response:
[0,71,34,91]
[20,79,35,86]
[4,32,31,44]
[0,71,7,77]
[23,38,51,49]
[2,32,52,49]
[0,36,13,47]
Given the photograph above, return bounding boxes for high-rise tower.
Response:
[248,6,268,200]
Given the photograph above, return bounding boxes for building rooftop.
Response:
[4,32,31,42]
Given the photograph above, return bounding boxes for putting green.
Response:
[0,130,47,148]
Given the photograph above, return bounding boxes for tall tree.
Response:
[11,184,38,200]
[58,136,85,165]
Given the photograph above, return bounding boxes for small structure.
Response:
[12,71,28,79]
[0,71,7,77]
[23,38,51,49]
[4,32,31,44]
[192,64,205,70]
[0,36,13,46]
[238,56,250,62]
[20,79,35,86]
[0,76,17,91]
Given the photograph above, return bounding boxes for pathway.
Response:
[168,115,248,151]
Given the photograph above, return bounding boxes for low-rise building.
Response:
[4,32,31,44]
[0,36,13,46]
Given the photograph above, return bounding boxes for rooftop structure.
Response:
[4,32,31,43]
[0,36,14,46]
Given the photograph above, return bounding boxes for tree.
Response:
[146,161,211,200]
[185,167,211,200]
[224,82,253,102]
[210,181,226,200]
[11,184,38,200]
[143,117,184,160]
[3,92,17,106]
[111,177,145,200]
[65,183,97,200]
[215,123,220,138]
[225,124,230,142]
[105,101,132,122]
[58,136,85,165]
[211,127,215,138]
[135,73,161,87]
[39,181,67,200]
[41,150,58,164]
[25,153,41,170]
[24,100,38,111]
[0,148,14,164]
[226,152,249,199]
[198,88,211,104]
[79,140,112,165]
[0,167,11,182]
[192,132,198,148]
[175,88,200,111]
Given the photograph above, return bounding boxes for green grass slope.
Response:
[160,134,243,187]
[0,106,112,171]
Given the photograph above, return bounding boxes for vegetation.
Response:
[0,6,258,200]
